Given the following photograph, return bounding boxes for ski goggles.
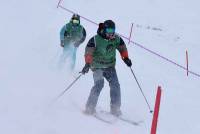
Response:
[105,28,115,34]
[72,19,80,24]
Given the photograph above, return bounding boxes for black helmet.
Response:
[103,20,115,36]
[104,20,115,30]
[71,14,80,24]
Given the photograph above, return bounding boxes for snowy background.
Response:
[0,0,200,134]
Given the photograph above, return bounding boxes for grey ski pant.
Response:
[86,67,121,110]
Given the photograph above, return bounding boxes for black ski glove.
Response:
[81,63,90,74]
[123,58,132,67]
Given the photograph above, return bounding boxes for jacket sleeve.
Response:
[60,25,66,42]
[117,37,129,59]
[79,27,86,44]
[84,37,95,64]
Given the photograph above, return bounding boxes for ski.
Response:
[98,110,143,126]
[84,110,143,126]
[82,110,116,124]
[117,116,143,126]
[93,113,116,124]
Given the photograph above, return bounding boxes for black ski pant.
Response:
[86,67,121,111]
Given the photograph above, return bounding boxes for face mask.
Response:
[72,19,80,24]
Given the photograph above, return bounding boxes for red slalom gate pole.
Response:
[151,86,162,134]
[186,50,189,76]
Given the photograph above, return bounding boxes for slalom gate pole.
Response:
[151,86,162,134]
[130,67,153,113]
[52,74,82,103]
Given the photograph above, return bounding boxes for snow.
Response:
[0,0,200,134]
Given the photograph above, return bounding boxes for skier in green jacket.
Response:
[59,14,86,70]
[81,20,132,116]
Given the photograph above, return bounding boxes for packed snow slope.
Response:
[0,0,200,134]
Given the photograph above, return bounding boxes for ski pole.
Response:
[52,74,82,103]
[130,67,153,113]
